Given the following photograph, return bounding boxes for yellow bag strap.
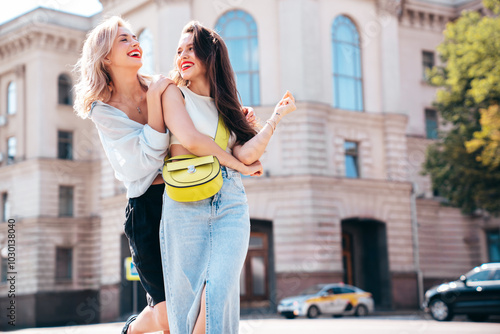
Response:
[165,114,229,163]
[215,114,230,151]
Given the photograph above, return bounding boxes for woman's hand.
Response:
[147,75,175,97]
[274,90,296,117]
[243,107,259,128]
[239,160,263,176]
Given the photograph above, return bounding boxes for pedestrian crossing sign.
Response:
[125,257,140,281]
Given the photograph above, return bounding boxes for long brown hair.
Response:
[171,21,257,144]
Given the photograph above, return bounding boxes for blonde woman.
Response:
[73,17,262,334]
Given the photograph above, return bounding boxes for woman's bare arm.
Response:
[233,91,296,165]
[161,85,262,176]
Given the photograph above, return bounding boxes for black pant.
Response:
[124,183,165,306]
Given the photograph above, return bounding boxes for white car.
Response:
[278,283,374,319]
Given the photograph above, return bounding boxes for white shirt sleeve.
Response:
[90,101,169,186]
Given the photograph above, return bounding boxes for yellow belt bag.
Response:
[162,115,230,202]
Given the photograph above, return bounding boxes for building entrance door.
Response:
[240,232,269,301]
[240,219,275,310]
[342,232,354,285]
[341,218,391,308]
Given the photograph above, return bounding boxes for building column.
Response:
[377,0,403,114]
[278,0,323,102]
[156,0,192,74]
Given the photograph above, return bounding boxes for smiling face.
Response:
[105,26,143,71]
[176,32,207,82]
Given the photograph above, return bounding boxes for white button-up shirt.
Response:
[90,100,169,198]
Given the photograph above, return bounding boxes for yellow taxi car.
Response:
[277,283,374,319]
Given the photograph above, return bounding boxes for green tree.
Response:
[423,0,500,215]
[465,105,500,169]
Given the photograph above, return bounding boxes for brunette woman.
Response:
[159,21,296,334]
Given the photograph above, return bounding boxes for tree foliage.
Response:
[465,105,500,169]
[423,1,500,215]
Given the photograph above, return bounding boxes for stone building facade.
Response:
[0,0,499,329]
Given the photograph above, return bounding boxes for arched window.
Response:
[215,10,260,106]
[139,28,155,75]
[332,16,363,111]
[58,74,73,105]
[7,81,16,115]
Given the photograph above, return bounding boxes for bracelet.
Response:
[266,119,276,134]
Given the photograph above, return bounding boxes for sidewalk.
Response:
[7,311,428,333]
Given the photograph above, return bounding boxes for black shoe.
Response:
[121,315,137,334]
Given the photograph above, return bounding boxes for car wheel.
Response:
[284,314,296,319]
[429,299,453,321]
[355,304,368,317]
[307,306,320,319]
[467,314,489,322]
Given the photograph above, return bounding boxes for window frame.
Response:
[422,50,435,81]
[215,10,261,106]
[1,257,7,283]
[7,137,16,165]
[58,74,73,106]
[58,185,74,217]
[486,230,500,262]
[1,192,9,222]
[425,108,438,139]
[57,130,74,160]
[138,28,155,76]
[344,141,360,178]
[7,81,16,115]
[332,15,364,112]
[55,247,73,281]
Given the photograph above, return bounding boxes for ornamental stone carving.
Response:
[376,0,405,17]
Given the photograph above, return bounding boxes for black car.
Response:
[422,263,500,321]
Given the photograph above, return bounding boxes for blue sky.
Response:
[0,0,103,25]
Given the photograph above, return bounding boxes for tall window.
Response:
[487,230,500,262]
[345,141,359,178]
[422,51,435,81]
[58,74,73,105]
[1,193,9,222]
[58,131,73,160]
[425,109,438,139]
[59,186,74,217]
[55,247,73,280]
[138,28,155,75]
[332,16,363,111]
[215,10,260,106]
[7,81,16,115]
[7,137,16,165]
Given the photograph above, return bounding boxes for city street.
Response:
[11,314,500,334]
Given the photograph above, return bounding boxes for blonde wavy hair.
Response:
[73,16,150,118]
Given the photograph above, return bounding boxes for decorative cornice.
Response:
[400,7,450,30]
[0,24,83,61]
[377,0,406,18]
[400,1,453,30]
[400,0,485,30]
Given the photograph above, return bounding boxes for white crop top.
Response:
[170,86,236,153]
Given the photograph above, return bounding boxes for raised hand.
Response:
[274,90,296,117]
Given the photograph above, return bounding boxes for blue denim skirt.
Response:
[160,167,250,334]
